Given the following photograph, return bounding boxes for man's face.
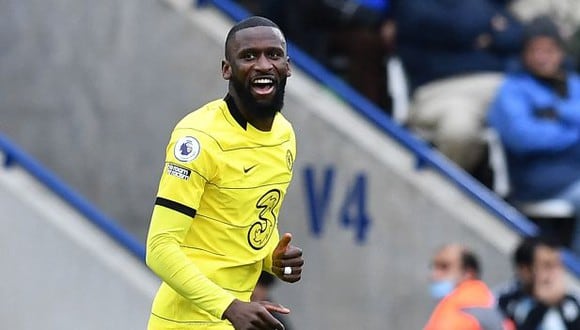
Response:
[532,245,563,281]
[523,36,564,78]
[430,246,463,284]
[222,26,291,118]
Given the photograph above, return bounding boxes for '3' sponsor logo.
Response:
[247,189,280,250]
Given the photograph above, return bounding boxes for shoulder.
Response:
[560,294,580,323]
[501,73,534,88]
[273,113,295,142]
[163,99,229,166]
[564,291,580,305]
[568,72,580,85]
[567,73,580,97]
[449,280,495,308]
[494,279,522,299]
[175,99,226,132]
[495,73,541,99]
[170,99,228,147]
[497,284,527,314]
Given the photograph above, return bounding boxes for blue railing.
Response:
[0,133,146,261]
[198,0,580,275]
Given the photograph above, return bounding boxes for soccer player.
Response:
[145,16,304,330]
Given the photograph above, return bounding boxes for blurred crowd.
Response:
[234,0,580,258]
[256,237,580,329]
[425,239,580,329]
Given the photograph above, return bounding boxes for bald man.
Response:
[424,244,509,330]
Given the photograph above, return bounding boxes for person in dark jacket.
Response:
[497,238,580,329]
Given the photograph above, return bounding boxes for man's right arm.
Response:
[146,130,237,319]
[488,79,580,155]
[147,191,287,329]
[146,205,236,319]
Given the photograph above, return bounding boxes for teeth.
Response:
[253,78,273,84]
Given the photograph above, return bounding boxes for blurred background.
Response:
[3,0,580,329]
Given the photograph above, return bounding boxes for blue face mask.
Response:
[429,280,455,300]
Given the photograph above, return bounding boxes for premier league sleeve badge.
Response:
[174,136,201,162]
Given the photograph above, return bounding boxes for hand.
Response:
[223,299,289,330]
[272,233,304,283]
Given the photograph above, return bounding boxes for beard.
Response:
[231,75,287,119]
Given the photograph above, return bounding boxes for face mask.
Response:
[429,280,455,300]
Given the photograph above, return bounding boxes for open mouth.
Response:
[251,77,276,96]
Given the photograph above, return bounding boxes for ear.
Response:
[222,59,232,80]
[286,56,292,77]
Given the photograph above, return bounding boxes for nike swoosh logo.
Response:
[243,164,257,173]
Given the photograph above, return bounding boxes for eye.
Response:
[242,52,256,60]
[268,50,283,59]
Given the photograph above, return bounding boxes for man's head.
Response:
[531,238,562,281]
[222,16,291,119]
[512,237,539,290]
[522,16,565,78]
[429,244,480,299]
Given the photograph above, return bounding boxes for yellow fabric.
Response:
[146,99,296,329]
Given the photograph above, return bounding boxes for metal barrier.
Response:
[0,133,146,261]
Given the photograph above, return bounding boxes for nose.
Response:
[255,53,273,72]
[430,265,444,281]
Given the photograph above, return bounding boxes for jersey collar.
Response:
[224,94,248,130]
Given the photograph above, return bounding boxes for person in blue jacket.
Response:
[488,17,580,254]
[393,0,523,173]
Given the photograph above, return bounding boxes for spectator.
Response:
[487,17,580,254]
[497,238,580,329]
[495,237,538,298]
[424,243,508,330]
[393,0,523,173]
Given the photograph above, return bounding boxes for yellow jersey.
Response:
[146,96,296,329]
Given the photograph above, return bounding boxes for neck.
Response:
[244,112,275,132]
[531,69,565,81]
[229,90,276,131]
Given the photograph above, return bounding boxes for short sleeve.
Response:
[155,129,217,217]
